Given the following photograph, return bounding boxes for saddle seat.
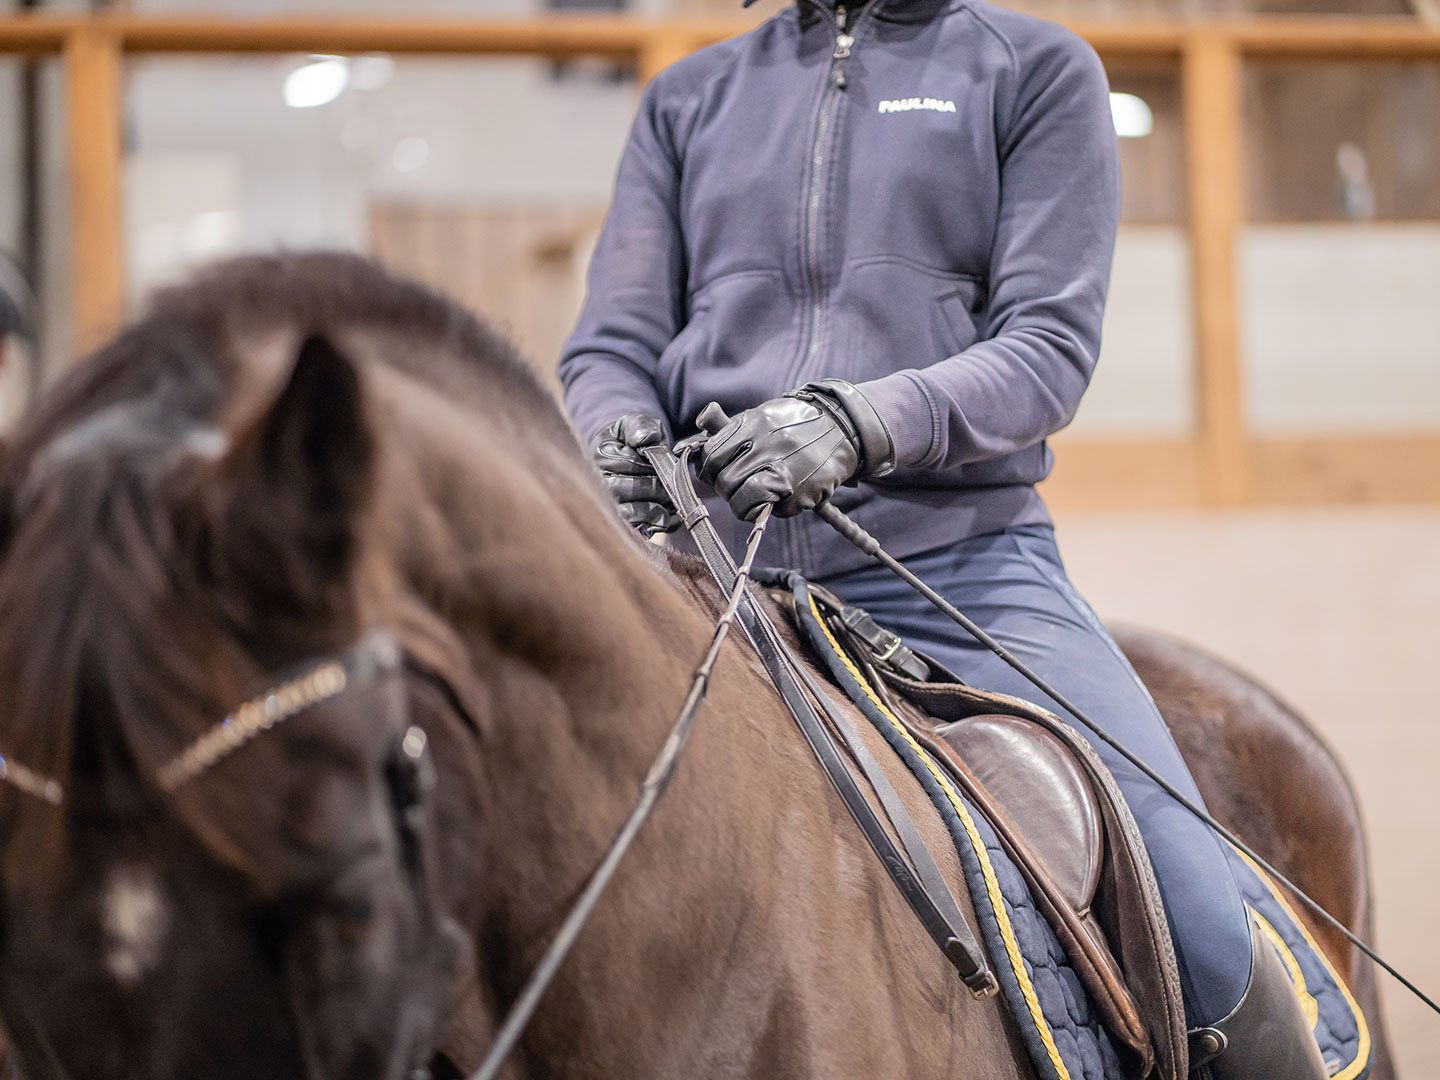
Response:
[788,582,1191,1080]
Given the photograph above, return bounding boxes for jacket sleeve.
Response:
[855,32,1121,470]
[558,82,684,445]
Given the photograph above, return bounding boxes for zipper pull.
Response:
[832,5,853,87]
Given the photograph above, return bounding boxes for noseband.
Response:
[0,628,409,806]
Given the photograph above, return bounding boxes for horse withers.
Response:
[0,253,1392,1079]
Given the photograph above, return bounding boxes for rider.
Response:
[558,1,1327,1075]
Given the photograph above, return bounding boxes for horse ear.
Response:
[212,334,375,599]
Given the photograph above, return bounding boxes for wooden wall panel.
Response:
[369,202,604,388]
[1252,435,1440,502]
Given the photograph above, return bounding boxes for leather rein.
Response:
[475,424,1440,1078]
[468,439,996,1080]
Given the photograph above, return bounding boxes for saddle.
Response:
[774,579,1190,1080]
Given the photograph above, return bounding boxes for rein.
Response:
[686,403,1440,1023]
[470,440,995,1080]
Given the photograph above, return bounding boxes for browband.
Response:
[0,629,403,806]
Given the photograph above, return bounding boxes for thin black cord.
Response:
[815,499,1440,1019]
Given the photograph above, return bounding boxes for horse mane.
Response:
[12,252,578,469]
[0,252,588,892]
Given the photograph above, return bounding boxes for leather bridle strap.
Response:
[644,444,996,996]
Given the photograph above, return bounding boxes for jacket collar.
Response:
[784,0,952,30]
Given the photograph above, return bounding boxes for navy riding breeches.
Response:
[815,524,1253,1029]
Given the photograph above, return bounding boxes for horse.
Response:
[1118,629,1397,1080]
[0,252,1392,1079]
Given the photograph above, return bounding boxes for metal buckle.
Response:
[874,633,902,663]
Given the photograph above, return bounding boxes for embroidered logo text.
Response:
[877,97,957,115]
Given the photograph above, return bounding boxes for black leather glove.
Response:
[697,379,895,521]
[589,413,680,537]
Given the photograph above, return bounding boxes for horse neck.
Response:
[368,365,757,849]
[369,375,997,1076]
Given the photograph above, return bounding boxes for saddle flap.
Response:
[888,675,1191,1080]
[784,579,1190,1080]
[934,714,1104,916]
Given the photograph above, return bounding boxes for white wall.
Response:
[124,54,640,297]
[1072,224,1195,438]
[1242,224,1440,432]
[1071,223,1440,439]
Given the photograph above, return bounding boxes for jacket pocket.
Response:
[656,304,712,419]
[668,268,795,424]
[838,259,982,382]
[935,286,980,357]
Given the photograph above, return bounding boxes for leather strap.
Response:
[643,444,995,995]
[792,378,897,478]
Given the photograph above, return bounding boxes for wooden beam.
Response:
[1183,32,1248,506]
[1042,438,1203,510]
[116,15,647,57]
[5,14,1440,60]
[0,14,760,58]
[1228,17,1440,58]
[1062,22,1188,60]
[639,30,703,84]
[1252,434,1440,504]
[65,25,125,356]
[0,14,68,54]
[1045,434,1440,509]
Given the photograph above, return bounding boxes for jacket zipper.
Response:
[833,6,855,89]
[785,1,872,568]
[794,3,872,390]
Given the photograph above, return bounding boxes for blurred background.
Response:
[0,0,1437,1072]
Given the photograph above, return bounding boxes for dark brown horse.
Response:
[0,253,1392,1079]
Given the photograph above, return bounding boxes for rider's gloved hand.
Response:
[589,413,681,537]
[697,379,896,521]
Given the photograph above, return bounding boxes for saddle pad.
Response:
[1227,847,1372,1080]
[790,579,1128,1080]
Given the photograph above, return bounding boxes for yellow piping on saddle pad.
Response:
[807,595,1073,1080]
[1252,908,1320,1028]
[1234,847,1371,1080]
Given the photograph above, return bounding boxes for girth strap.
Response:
[643,445,996,996]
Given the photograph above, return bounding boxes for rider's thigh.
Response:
[818,525,1254,1027]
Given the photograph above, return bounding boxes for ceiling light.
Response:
[1109,92,1154,139]
[284,57,349,109]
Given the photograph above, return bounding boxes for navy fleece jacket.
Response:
[559,0,1120,576]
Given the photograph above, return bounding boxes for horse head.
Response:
[0,304,468,1080]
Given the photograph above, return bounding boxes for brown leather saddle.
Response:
[794,582,1191,1080]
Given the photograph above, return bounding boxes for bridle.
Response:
[0,625,446,1080]
[0,628,418,806]
[156,630,410,792]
